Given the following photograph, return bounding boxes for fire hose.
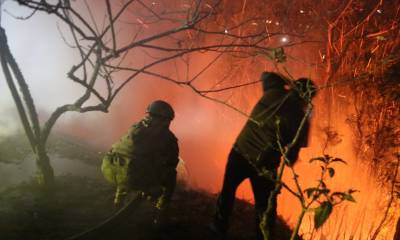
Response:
[65,192,146,240]
[65,156,183,240]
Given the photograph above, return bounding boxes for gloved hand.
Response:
[254,150,281,171]
[114,189,127,209]
[155,195,167,210]
[146,186,164,200]
[257,167,275,181]
[285,148,299,166]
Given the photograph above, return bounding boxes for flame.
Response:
[55,46,399,240]
[12,1,395,239]
[59,66,398,240]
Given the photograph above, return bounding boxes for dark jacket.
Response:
[234,87,309,169]
[111,116,179,196]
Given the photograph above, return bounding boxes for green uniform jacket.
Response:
[234,88,308,169]
[111,117,179,199]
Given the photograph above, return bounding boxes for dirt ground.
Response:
[0,176,293,240]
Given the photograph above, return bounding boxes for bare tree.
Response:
[0,0,299,186]
[3,0,397,239]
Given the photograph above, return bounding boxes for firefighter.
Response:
[211,72,315,239]
[102,100,179,213]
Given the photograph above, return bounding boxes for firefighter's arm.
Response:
[163,139,179,185]
[155,169,176,210]
[285,146,300,166]
[156,140,179,209]
[286,118,310,166]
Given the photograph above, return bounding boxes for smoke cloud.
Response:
[0,2,397,239]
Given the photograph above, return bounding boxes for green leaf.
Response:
[343,193,356,202]
[314,201,333,229]
[273,47,286,63]
[328,167,335,177]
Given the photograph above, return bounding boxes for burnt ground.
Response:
[0,176,293,240]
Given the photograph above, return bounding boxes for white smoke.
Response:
[0,1,87,141]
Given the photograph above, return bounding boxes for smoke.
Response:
[0,2,398,239]
[0,0,349,199]
[0,1,83,118]
[0,106,19,137]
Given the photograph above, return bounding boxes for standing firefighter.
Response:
[211,72,315,240]
[102,100,179,213]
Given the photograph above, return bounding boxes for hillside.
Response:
[0,133,294,239]
[0,132,102,165]
[0,176,293,240]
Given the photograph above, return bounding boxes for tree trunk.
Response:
[35,145,54,186]
[0,27,54,186]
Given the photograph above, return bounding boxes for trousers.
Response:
[214,149,278,239]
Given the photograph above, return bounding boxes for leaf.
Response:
[310,157,326,163]
[330,192,345,200]
[343,193,356,202]
[328,167,335,177]
[314,201,333,229]
[304,187,318,198]
[304,188,330,199]
[319,189,330,195]
[331,158,347,164]
[348,189,359,194]
[273,47,286,63]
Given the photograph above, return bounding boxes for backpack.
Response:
[101,152,130,187]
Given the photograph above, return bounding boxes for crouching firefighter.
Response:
[101,100,179,216]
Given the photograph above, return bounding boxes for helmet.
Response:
[261,72,287,90]
[146,100,175,120]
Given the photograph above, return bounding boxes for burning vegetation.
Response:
[0,0,399,239]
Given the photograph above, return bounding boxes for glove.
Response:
[155,195,166,210]
[147,186,164,199]
[285,147,300,166]
[114,187,128,208]
[257,167,275,181]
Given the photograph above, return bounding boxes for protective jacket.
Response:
[234,87,309,169]
[102,116,179,205]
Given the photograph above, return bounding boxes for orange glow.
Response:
[56,47,399,240]
[1,1,397,239]
[59,64,398,240]
[55,2,398,239]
